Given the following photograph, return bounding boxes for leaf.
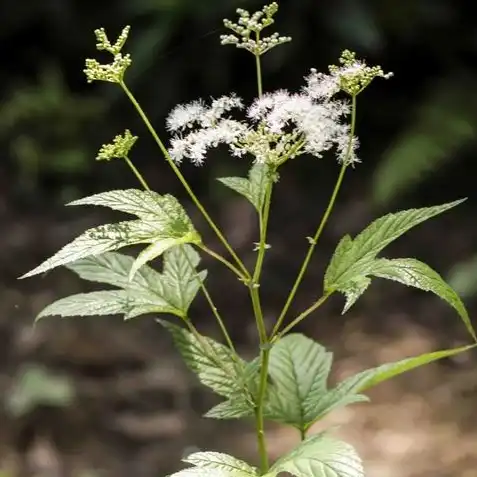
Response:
[37,290,175,320]
[204,396,254,420]
[341,276,371,313]
[66,251,162,292]
[267,334,332,430]
[267,432,364,477]
[324,199,466,290]
[184,452,258,476]
[68,189,184,221]
[44,245,206,320]
[21,190,201,279]
[337,345,475,395]
[129,233,198,280]
[160,321,246,398]
[170,451,259,477]
[218,163,270,211]
[369,258,476,341]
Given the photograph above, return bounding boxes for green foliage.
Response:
[38,246,206,320]
[170,451,259,477]
[21,190,201,279]
[218,163,271,212]
[266,432,363,477]
[324,200,475,341]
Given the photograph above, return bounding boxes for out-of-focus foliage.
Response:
[5,364,75,417]
[0,68,105,196]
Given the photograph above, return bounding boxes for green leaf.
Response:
[267,432,363,477]
[170,451,259,477]
[369,258,476,341]
[341,276,371,313]
[37,290,175,320]
[218,163,270,211]
[184,452,258,476]
[204,396,254,420]
[66,251,162,292]
[129,233,198,280]
[21,190,201,279]
[325,199,466,290]
[337,345,475,395]
[161,321,246,398]
[43,245,206,320]
[267,334,332,430]
[68,189,183,221]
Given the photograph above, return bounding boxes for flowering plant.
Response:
[21,4,475,476]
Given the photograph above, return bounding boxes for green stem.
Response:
[255,33,263,98]
[273,293,332,342]
[124,156,149,190]
[119,81,250,280]
[199,244,248,282]
[271,95,358,339]
[251,180,274,474]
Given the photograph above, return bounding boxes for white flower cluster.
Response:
[166,73,359,166]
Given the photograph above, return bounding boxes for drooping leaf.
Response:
[170,451,259,477]
[369,258,476,340]
[42,245,206,320]
[66,251,162,292]
[267,432,364,477]
[129,233,197,280]
[160,320,247,398]
[218,163,270,212]
[21,190,201,279]
[266,334,332,430]
[341,276,371,313]
[37,290,176,320]
[325,199,465,290]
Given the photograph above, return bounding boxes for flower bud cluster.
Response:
[84,26,132,83]
[220,3,291,56]
[96,130,137,161]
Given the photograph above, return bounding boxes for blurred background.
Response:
[1,0,477,476]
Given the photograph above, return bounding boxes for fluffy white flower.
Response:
[166,101,206,132]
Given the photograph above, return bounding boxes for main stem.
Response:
[271,94,358,338]
[120,81,250,281]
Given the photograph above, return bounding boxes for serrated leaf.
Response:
[338,345,475,395]
[68,189,184,221]
[268,432,364,477]
[325,199,465,290]
[218,163,270,211]
[267,334,332,430]
[184,452,258,476]
[53,245,205,320]
[37,290,176,320]
[160,321,246,398]
[66,251,162,292]
[204,396,254,420]
[21,220,163,278]
[341,276,371,314]
[21,190,201,279]
[369,258,476,341]
[129,233,199,280]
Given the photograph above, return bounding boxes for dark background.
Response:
[1,1,477,476]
